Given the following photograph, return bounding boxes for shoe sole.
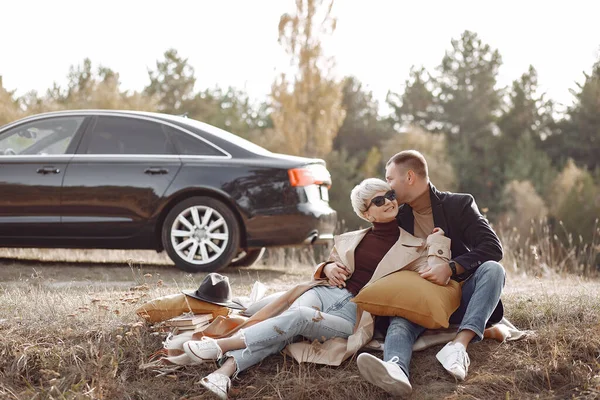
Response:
[357,353,412,397]
[199,379,228,400]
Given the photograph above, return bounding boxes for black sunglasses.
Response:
[368,190,396,208]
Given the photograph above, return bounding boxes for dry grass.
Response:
[0,248,175,266]
[498,219,599,278]
[1,255,599,400]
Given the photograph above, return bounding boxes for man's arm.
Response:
[452,194,503,277]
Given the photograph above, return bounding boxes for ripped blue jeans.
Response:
[223,285,357,376]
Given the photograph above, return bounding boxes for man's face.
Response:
[385,163,410,204]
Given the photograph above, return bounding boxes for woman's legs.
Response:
[203,286,357,378]
[213,286,324,355]
[214,337,245,353]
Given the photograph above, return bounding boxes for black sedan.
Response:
[0,110,337,272]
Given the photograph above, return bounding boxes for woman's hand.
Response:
[323,263,351,288]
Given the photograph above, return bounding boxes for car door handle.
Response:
[37,167,61,174]
[144,167,169,175]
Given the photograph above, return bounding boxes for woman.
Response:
[181,178,445,399]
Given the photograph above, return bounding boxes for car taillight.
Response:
[288,165,332,188]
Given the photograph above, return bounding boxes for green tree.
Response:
[145,49,196,115]
[325,149,364,231]
[497,66,557,197]
[40,59,156,112]
[550,58,600,171]
[185,86,271,142]
[269,0,345,158]
[498,66,554,142]
[435,30,504,212]
[386,66,437,132]
[333,76,392,162]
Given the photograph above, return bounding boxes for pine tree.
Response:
[497,66,557,198]
[386,66,437,132]
[333,76,391,163]
[435,31,504,212]
[145,49,196,115]
[551,58,600,171]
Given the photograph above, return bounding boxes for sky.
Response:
[1,0,599,113]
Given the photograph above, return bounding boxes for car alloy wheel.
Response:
[162,196,240,273]
[170,205,229,265]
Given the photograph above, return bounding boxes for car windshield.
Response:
[157,114,272,156]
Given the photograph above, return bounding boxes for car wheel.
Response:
[162,196,240,273]
[229,248,266,268]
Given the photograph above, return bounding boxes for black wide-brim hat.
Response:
[183,272,244,310]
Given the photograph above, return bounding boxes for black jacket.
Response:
[397,183,504,324]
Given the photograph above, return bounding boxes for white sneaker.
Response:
[199,372,230,399]
[357,353,412,397]
[183,337,223,363]
[436,342,471,381]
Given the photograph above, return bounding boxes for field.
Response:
[0,248,599,399]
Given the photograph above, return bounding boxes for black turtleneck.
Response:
[345,220,400,295]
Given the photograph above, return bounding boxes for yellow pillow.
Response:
[352,270,461,329]
[136,293,230,323]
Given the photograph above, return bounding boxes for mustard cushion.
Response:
[136,293,230,323]
[352,270,461,329]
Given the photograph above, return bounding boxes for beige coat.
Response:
[163,227,450,367]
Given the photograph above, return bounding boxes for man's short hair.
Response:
[386,150,429,179]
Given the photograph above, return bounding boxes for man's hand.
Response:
[323,263,351,288]
[419,262,452,286]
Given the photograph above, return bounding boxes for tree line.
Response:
[1,0,598,255]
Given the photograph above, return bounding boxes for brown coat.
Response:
[163,227,450,367]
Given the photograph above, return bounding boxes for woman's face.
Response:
[364,190,399,223]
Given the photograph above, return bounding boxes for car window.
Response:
[165,126,226,156]
[85,116,175,155]
[157,114,272,156]
[0,117,84,156]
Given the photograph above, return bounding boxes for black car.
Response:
[0,110,337,272]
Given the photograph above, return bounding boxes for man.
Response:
[357,150,505,397]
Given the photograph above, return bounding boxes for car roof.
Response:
[6,109,273,157]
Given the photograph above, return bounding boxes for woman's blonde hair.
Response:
[350,178,392,221]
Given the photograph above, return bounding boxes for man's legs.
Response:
[451,260,506,345]
[384,317,427,377]
[437,260,505,380]
[357,316,425,396]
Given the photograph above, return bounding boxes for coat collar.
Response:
[332,226,424,280]
[429,183,449,236]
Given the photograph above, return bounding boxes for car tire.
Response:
[229,248,266,268]
[162,196,240,273]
